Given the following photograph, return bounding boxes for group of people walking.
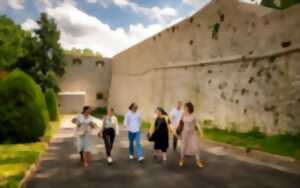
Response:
[71,101,204,168]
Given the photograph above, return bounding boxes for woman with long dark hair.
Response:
[149,107,171,162]
[177,102,204,168]
[72,106,96,167]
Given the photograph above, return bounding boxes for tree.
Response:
[82,48,94,56]
[64,47,102,58]
[261,0,300,9]
[14,13,66,91]
[0,16,26,69]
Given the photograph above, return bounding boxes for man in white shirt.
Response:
[169,101,183,152]
[124,103,144,162]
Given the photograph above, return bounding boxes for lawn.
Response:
[0,120,60,188]
[204,128,300,160]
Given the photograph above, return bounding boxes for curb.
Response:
[202,139,300,175]
[18,119,61,188]
[18,144,48,188]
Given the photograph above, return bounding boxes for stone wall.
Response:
[109,0,300,134]
[58,55,111,112]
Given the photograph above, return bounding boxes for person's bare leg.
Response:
[179,148,185,167]
[154,150,159,159]
[84,152,92,167]
[195,154,203,168]
[162,152,167,161]
[83,152,89,167]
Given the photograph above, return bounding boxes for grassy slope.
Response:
[0,120,60,188]
[204,128,300,160]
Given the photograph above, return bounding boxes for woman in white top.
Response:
[72,106,96,167]
[100,107,119,165]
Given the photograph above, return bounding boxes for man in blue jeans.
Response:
[124,103,144,162]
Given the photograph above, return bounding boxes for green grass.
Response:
[0,143,46,188]
[204,128,300,160]
[0,119,60,188]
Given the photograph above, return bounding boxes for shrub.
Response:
[45,89,59,121]
[92,107,107,118]
[0,69,49,143]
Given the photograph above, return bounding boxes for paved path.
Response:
[26,116,300,188]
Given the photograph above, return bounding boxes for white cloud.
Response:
[182,0,211,8]
[39,2,165,57]
[89,0,178,24]
[240,0,262,4]
[0,0,25,10]
[21,18,39,31]
[34,0,77,10]
[85,0,97,3]
[182,0,262,8]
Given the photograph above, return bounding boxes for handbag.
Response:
[147,131,156,142]
[176,119,184,136]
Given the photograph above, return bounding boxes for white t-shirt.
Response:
[75,114,93,136]
[103,115,119,134]
[169,108,182,128]
[124,111,141,133]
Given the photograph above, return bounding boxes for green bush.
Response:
[92,107,107,118]
[0,69,49,143]
[45,89,59,121]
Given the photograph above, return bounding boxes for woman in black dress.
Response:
[149,107,171,162]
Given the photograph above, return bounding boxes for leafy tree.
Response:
[64,47,102,58]
[261,0,300,9]
[14,13,66,91]
[0,16,26,69]
[82,48,94,56]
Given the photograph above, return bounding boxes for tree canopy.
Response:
[64,48,102,58]
[0,16,27,69]
[1,13,67,91]
[261,0,300,9]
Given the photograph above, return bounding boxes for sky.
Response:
[0,0,261,57]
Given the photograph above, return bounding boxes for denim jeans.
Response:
[128,131,143,158]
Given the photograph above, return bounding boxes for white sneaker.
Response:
[107,157,113,163]
[129,155,134,160]
[138,157,144,162]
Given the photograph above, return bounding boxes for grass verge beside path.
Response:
[0,120,60,188]
[204,128,300,160]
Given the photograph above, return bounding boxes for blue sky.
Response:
[0,0,260,57]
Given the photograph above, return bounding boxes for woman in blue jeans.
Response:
[124,103,144,162]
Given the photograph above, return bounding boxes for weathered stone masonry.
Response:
[58,56,112,113]
[109,0,300,134]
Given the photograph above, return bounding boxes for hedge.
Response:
[0,69,49,143]
[45,88,59,121]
